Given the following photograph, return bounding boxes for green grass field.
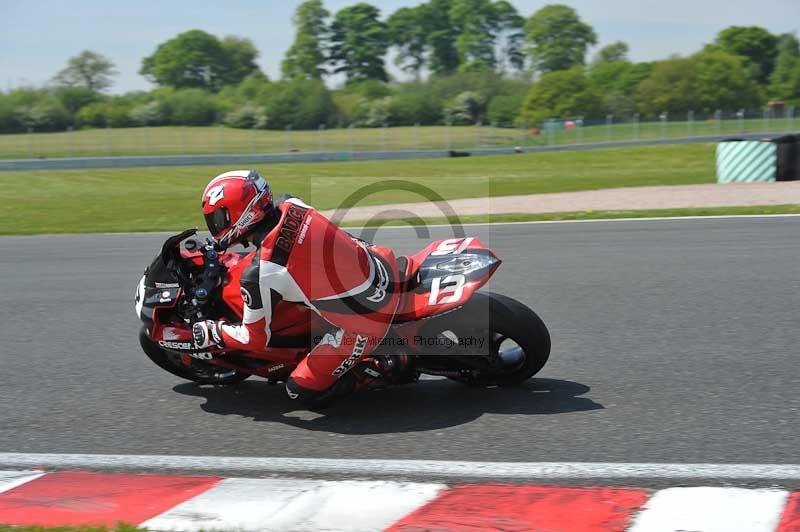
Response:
[0,116,797,159]
[0,143,728,235]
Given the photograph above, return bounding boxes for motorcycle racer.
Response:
[192,169,400,407]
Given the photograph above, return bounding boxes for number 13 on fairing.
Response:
[429,274,466,305]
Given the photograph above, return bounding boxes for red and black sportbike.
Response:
[134,229,550,391]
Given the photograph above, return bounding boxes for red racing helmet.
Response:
[201,169,274,248]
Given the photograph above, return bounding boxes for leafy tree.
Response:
[329,3,390,83]
[521,67,602,124]
[524,4,597,73]
[425,0,461,74]
[54,87,103,118]
[588,60,651,116]
[769,33,800,102]
[387,6,429,78]
[635,57,698,115]
[221,36,260,84]
[636,52,761,115]
[693,50,762,112]
[53,50,117,91]
[141,30,258,91]
[593,41,629,65]
[449,0,524,72]
[450,0,499,72]
[714,26,778,84]
[776,32,800,57]
[493,0,526,71]
[281,0,330,80]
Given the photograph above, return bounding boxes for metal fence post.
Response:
[446,121,452,151]
[578,117,584,144]
[763,108,769,132]
[143,127,149,155]
[317,124,325,152]
[715,110,722,135]
[27,127,33,158]
[659,112,668,138]
[349,124,355,156]
[382,123,388,151]
[687,110,694,136]
[790,106,796,131]
[66,126,73,158]
[737,109,745,133]
[105,125,112,156]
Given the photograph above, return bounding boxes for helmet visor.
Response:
[204,208,230,236]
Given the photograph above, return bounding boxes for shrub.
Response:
[264,79,335,129]
[130,101,164,126]
[487,94,523,126]
[388,90,442,125]
[224,102,268,128]
[76,101,132,127]
[161,89,220,125]
[444,91,484,124]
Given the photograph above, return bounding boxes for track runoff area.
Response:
[1,216,799,530]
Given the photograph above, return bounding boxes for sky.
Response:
[1,0,799,93]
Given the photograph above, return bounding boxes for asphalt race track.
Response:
[1,217,798,469]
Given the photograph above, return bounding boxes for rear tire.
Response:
[139,326,250,385]
[487,292,551,385]
[423,292,550,386]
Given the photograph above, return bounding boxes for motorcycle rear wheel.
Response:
[139,326,251,385]
[429,292,551,386]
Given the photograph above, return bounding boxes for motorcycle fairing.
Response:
[394,237,500,321]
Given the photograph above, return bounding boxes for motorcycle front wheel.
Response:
[138,326,251,385]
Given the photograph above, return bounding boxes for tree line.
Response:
[1,1,799,134]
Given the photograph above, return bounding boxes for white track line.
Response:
[373,213,800,229]
[1,454,799,481]
[629,487,789,532]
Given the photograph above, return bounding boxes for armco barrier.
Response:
[0,132,794,171]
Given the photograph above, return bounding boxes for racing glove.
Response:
[192,320,225,350]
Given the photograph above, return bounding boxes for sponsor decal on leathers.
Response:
[240,286,253,307]
[331,335,368,377]
[366,257,390,303]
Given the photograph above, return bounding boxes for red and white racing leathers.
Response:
[218,198,400,402]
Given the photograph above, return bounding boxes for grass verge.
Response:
[0,119,795,159]
[0,144,716,235]
[345,205,800,227]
